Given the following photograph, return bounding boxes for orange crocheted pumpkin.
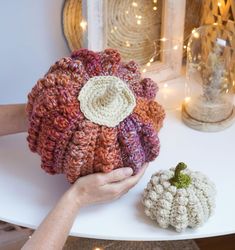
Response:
[27,49,165,183]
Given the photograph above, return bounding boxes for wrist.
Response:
[66,185,83,210]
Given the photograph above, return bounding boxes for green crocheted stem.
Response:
[169,162,191,189]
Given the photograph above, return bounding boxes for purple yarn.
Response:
[131,114,160,162]
[118,117,145,174]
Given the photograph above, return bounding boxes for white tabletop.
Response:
[0,77,235,241]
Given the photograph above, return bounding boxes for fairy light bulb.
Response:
[218,1,221,7]
[193,32,200,39]
[132,2,138,7]
[183,45,187,49]
[147,62,151,66]
[160,37,167,42]
[80,20,87,30]
[137,20,141,25]
[150,58,154,62]
[142,68,147,73]
[164,83,168,88]
[185,97,191,103]
[191,28,200,38]
[126,41,130,47]
[173,45,178,50]
[153,0,157,3]
[153,6,157,11]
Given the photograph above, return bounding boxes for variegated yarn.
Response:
[27,48,165,183]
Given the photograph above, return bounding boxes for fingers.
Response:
[106,163,149,194]
[93,167,133,185]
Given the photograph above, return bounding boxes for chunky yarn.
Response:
[27,48,165,183]
[143,163,216,232]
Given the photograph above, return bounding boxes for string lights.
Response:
[80,20,87,31]
[79,0,194,74]
[132,2,138,7]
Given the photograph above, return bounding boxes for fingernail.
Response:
[123,168,133,176]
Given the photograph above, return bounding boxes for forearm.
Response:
[0,104,28,136]
[22,189,80,250]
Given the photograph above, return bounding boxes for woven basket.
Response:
[106,0,162,65]
[62,0,83,51]
[62,0,203,65]
[201,0,235,89]
[62,0,163,65]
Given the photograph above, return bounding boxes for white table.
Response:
[0,77,235,241]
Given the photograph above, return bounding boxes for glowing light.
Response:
[142,68,147,73]
[213,22,218,26]
[218,2,221,7]
[153,0,158,3]
[173,45,178,50]
[147,62,151,66]
[132,2,138,7]
[192,29,196,34]
[137,20,141,25]
[185,97,191,103]
[233,81,235,86]
[114,26,118,30]
[226,89,229,93]
[93,248,103,250]
[150,58,154,62]
[125,10,129,14]
[163,83,168,88]
[126,41,130,47]
[153,6,157,11]
[80,20,87,30]
[135,15,142,19]
[160,37,167,42]
[111,29,114,34]
[193,32,200,39]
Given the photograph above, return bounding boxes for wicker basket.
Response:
[62,0,203,64]
[62,0,83,51]
[105,0,162,65]
[62,0,163,66]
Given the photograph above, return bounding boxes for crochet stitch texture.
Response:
[27,48,165,183]
[143,164,216,232]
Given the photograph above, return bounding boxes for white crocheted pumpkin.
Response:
[142,163,216,232]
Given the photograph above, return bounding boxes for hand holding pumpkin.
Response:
[70,164,148,209]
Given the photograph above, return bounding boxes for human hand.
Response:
[69,164,148,208]
[22,165,148,250]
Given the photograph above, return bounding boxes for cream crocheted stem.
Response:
[78,76,136,127]
[97,82,121,107]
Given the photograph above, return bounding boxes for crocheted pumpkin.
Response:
[27,48,165,183]
[142,163,216,232]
